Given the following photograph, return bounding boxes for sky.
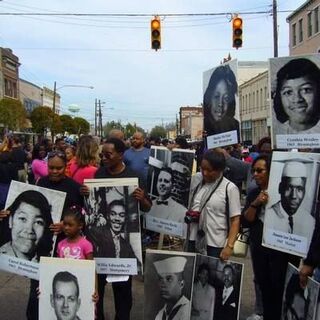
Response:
[0,0,306,131]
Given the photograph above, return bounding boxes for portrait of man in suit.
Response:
[149,168,186,223]
[94,198,136,259]
[215,264,239,320]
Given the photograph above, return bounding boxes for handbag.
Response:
[225,183,250,258]
[232,227,250,258]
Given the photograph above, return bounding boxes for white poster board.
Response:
[269,54,320,149]
[281,263,319,320]
[263,151,320,257]
[84,178,142,275]
[39,257,95,320]
[146,147,194,237]
[144,249,196,320]
[0,181,65,280]
[203,59,240,147]
[193,254,244,320]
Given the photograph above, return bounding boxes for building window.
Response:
[292,23,297,46]
[308,12,313,37]
[299,19,303,42]
[315,7,319,34]
[4,78,17,98]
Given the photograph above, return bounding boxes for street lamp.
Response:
[51,81,94,139]
[52,81,94,115]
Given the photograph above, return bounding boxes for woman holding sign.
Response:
[243,154,300,320]
[203,64,240,141]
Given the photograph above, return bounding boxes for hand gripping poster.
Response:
[0,181,65,280]
[263,151,320,257]
[269,54,320,149]
[203,59,240,149]
[84,177,142,275]
[281,263,319,320]
[146,146,195,237]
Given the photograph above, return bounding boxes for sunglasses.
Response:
[251,168,266,174]
[48,151,67,160]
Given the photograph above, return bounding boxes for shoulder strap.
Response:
[199,175,224,213]
[225,182,230,232]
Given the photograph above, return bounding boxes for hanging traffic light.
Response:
[151,16,161,50]
[232,16,243,49]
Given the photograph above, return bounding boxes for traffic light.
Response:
[232,16,243,49]
[151,16,161,50]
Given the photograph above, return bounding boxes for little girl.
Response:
[57,205,93,259]
[57,205,98,302]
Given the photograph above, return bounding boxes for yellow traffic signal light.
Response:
[151,16,161,50]
[232,16,243,49]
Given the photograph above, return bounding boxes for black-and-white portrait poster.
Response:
[39,256,95,320]
[269,54,320,149]
[84,177,142,275]
[281,263,319,320]
[144,249,196,320]
[203,59,240,149]
[263,151,320,257]
[192,254,243,320]
[146,146,195,237]
[0,181,65,280]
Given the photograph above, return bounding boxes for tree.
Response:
[150,125,167,139]
[60,115,76,134]
[73,117,90,136]
[30,106,54,135]
[103,121,124,137]
[125,123,136,138]
[0,98,27,131]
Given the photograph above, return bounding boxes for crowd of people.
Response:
[0,130,319,320]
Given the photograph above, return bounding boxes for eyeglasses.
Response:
[48,151,67,160]
[251,168,266,174]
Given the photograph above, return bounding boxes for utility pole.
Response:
[98,99,103,137]
[94,98,97,136]
[273,0,278,57]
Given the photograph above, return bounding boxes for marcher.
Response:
[70,135,99,184]
[31,143,48,183]
[243,154,300,320]
[84,137,151,320]
[124,131,150,183]
[186,150,240,260]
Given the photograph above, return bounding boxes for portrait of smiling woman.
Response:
[272,57,320,135]
[0,190,53,261]
[203,63,240,141]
